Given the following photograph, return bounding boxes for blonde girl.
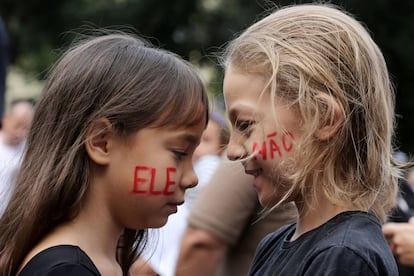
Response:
[223,4,400,275]
[0,33,209,275]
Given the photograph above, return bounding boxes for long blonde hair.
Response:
[223,4,400,222]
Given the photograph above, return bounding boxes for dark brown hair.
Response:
[0,32,209,275]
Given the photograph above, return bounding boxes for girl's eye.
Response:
[173,151,188,161]
[235,120,254,133]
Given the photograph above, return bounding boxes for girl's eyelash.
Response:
[173,150,188,161]
[235,120,254,132]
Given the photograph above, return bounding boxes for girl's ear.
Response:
[314,93,344,141]
[85,118,113,165]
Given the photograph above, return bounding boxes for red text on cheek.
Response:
[132,166,177,195]
[252,131,294,160]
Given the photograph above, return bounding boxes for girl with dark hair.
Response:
[0,32,209,276]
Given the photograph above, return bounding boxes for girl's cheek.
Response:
[249,131,295,161]
[131,166,178,195]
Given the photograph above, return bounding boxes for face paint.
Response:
[252,131,294,160]
[132,166,177,195]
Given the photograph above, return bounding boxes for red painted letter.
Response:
[133,166,153,194]
[148,168,161,195]
[282,132,294,152]
[269,139,282,159]
[253,141,267,160]
[164,167,177,195]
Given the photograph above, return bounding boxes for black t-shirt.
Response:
[19,245,100,276]
[248,211,398,276]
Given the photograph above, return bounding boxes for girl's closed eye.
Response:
[173,150,188,162]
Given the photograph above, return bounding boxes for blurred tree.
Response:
[0,0,413,152]
[337,0,414,155]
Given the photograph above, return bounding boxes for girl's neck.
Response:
[63,206,122,259]
[19,191,124,275]
[291,196,359,241]
[60,192,124,274]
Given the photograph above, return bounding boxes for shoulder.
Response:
[250,212,398,275]
[313,212,392,255]
[306,211,398,275]
[304,245,397,275]
[319,211,387,247]
[19,245,100,276]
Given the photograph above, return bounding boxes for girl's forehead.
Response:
[225,88,270,122]
[224,71,267,102]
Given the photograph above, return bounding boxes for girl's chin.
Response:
[148,219,168,229]
[143,214,170,229]
[255,177,277,207]
[257,188,286,208]
[257,193,277,208]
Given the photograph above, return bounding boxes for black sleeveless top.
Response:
[19,245,100,275]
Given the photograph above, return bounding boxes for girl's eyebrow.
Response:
[173,133,201,146]
[228,108,239,124]
[228,104,255,124]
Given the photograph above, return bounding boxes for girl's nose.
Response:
[181,162,198,190]
[226,136,248,161]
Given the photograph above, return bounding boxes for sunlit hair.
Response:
[0,32,209,275]
[223,4,400,222]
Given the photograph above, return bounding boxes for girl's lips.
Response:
[244,168,262,178]
[167,204,178,214]
[169,200,184,206]
[245,169,263,190]
[166,202,183,214]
